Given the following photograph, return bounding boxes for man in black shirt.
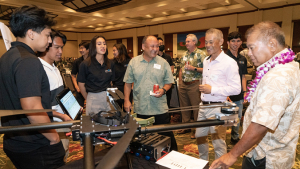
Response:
[157,37,174,108]
[226,31,248,145]
[71,42,89,106]
[0,5,65,168]
[71,42,90,92]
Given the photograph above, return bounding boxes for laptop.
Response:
[56,88,82,120]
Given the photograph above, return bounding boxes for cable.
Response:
[97,136,117,145]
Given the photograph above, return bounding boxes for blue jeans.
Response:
[231,99,243,141]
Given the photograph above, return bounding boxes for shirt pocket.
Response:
[151,68,164,83]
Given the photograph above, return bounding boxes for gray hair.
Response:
[206,28,223,40]
[186,34,198,43]
[246,21,285,47]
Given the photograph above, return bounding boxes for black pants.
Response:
[4,141,65,169]
[75,91,85,107]
[137,113,178,151]
[166,88,172,108]
[242,156,266,169]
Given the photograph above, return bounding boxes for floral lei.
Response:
[244,49,296,102]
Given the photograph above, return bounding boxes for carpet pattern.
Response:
[0,129,300,168]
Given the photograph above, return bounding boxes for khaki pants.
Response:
[86,91,111,116]
[195,104,227,161]
[178,81,201,123]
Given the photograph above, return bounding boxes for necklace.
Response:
[245,49,296,102]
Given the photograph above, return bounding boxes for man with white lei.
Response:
[210,21,300,169]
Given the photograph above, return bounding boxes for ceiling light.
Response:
[162,12,169,15]
[157,4,166,7]
[108,22,114,25]
[88,25,94,28]
[98,24,103,26]
[93,13,103,17]
[92,19,96,21]
[64,8,76,13]
[146,15,152,18]
[180,8,187,12]
[72,23,76,25]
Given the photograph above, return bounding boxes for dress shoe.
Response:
[177,129,191,134]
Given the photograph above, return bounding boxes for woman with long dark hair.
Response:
[112,43,131,109]
[77,35,115,115]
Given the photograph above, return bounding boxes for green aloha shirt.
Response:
[179,48,207,82]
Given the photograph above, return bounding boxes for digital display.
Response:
[60,90,81,120]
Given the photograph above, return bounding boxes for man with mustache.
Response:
[38,29,73,162]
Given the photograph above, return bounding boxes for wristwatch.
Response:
[162,88,167,94]
[194,67,197,71]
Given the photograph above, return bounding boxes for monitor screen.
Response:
[58,89,81,120]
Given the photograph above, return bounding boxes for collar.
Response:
[257,48,289,71]
[188,48,198,55]
[209,50,225,62]
[38,57,56,71]
[226,49,241,60]
[139,54,157,63]
[11,41,36,55]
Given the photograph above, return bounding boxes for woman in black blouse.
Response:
[77,36,115,115]
[112,43,131,110]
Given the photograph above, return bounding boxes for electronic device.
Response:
[130,133,171,161]
[56,88,82,120]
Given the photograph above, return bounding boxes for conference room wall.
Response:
[58,5,299,59]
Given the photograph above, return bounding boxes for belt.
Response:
[183,80,199,85]
[202,101,222,105]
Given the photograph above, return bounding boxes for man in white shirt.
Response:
[39,29,72,161]
[195,28,240,161]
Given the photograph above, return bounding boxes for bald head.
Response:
[246,21,285,48]
[142,35,157,45]
[142,35,159,60]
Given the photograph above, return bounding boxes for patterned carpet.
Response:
[0,127,300,168]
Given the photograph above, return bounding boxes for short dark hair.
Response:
[142,35,157,44]
[51,29,66,45]
[228,31,242,41]
[246,21,285,47]
[157,37,163,41]
[10,5,56,38]
[79,41,90,50]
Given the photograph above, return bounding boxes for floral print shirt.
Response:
[179,48,206,82]
[242,49,300,169]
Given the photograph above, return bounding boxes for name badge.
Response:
[154,64,161,69]
[124,64,128,67]
[239,61,244,64]
[105,69,112,73]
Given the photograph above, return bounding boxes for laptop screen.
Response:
[56,89,81,120]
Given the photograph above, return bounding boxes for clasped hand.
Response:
[199,84,211,94]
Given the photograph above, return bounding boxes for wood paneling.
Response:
[127,37,133,58]
[292,20,300,53]
[164,34,173,57]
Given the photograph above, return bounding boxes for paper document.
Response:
[156,151,208,169]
